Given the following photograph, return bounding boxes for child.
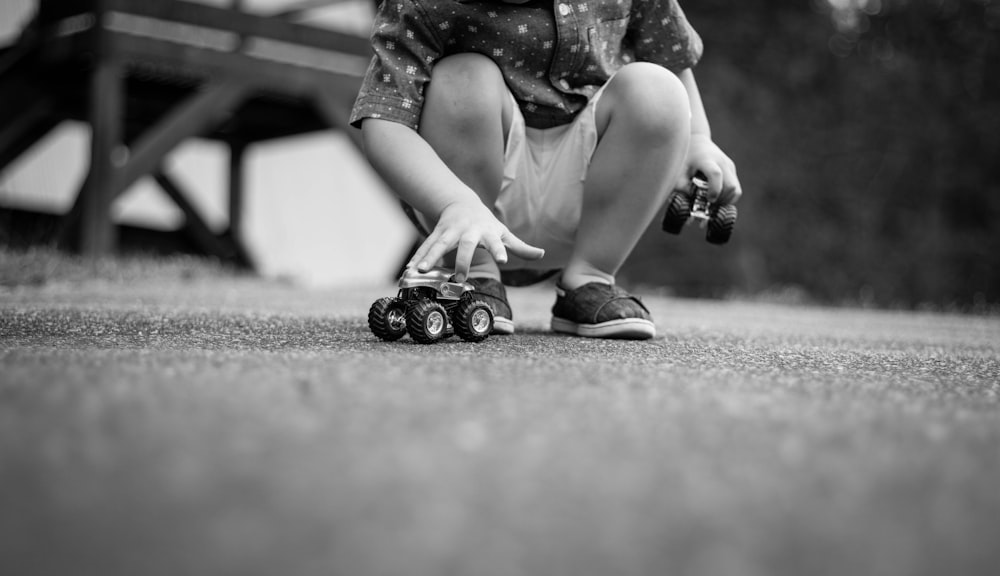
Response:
[350,0,741,339]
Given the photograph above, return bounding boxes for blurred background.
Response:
[625,0,1000,311]
[1,0,998,309]
[0,0,414,286]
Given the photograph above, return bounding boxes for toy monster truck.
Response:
[662,174,738,244]
[368,267,495,344]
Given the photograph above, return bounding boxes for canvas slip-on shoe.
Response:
[551,282,655,339]
[467,277,514,335]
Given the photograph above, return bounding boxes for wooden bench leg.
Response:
[81,58,123,260]
[228,141,246,244]
[153,170,235,262]
[60,80,249,254]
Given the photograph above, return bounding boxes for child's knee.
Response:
[423,54,508,132]
[432,53,503,84]
[603,63,690,139]
[426,54,505,108]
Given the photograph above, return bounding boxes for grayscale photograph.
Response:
[2,0,998,575]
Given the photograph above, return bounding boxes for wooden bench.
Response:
[0,0,373,266]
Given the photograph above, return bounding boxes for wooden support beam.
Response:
[0,27,42,79]
[153,170,237,261]
[20,0,371,267]
[56,173,89,250]
[0,111,61,176]
[270,0,362,20]
[119,81,248,196]
[106,32,364,99]
[228,141,246,243]
[57,82,248,248]
[80,56,123,259]
[102,0,372,56]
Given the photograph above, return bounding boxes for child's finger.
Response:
[406,234,435,269]
[481,234,509,266]
[503,232,545,261]
[418,242,451,272]
[719,163,743,205]
[700,164,725,202]
[453,234,480,282]
[407,228,443,269]
[413,231,455,272]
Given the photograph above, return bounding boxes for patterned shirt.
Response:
[350,0,703,130]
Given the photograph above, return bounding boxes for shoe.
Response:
[467,277,514,335]
[551,282,655,339]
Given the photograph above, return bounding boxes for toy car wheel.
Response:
[706,204,738,245]
[453,297,494,342]
[407,299,449,344]
[368,297,407,341]
[662,191,692,235]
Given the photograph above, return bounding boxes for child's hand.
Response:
[407,198,545,282]
[682,135,742,205]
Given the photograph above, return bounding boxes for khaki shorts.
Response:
[495,84,607,272]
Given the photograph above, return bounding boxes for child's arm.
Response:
[677,68,743,206]
[362,118,545,281]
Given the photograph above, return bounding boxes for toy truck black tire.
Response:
[407,299,449,344]
[662,192,691,235]
[452,297,494,342]
[369,297,407,341]
[706,204,738,245]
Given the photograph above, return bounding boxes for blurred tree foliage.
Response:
[622,0,1000,310]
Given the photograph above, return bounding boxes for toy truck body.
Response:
[368,267,495,344]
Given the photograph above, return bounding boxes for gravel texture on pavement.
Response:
[2,277,999,576]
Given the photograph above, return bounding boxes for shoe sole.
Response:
[492,316,515,335]
[551,317,656,339]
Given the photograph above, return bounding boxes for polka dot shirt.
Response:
[350,0,703,130]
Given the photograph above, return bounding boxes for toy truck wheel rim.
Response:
[453,297,494,342]
[471,309,491,333]
[407,300,449,344]
[369,297,407,341]
[387,308,406,332]
[426,310,445,335]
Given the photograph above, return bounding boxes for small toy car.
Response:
[368,267,495,344]
[662,174,738,244]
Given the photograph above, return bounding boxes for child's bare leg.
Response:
[418,53,513,280]
[562,63,692,289]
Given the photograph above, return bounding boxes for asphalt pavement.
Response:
[2,276,999,576]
